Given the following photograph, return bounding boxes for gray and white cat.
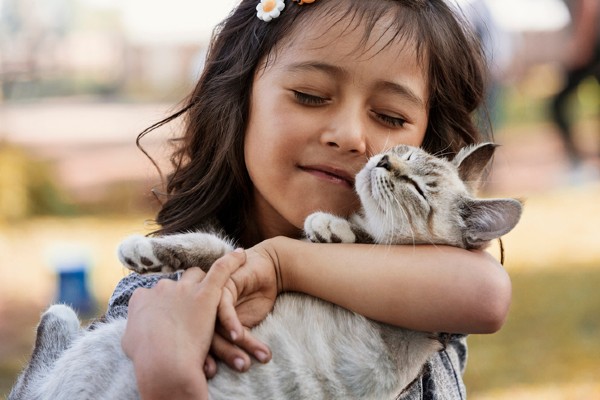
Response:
[9,143,522,400]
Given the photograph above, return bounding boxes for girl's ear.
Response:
[453,142,498,191]
[463,198,523,248]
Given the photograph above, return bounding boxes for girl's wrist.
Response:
[262,235,302,294]
[135,361,206,400]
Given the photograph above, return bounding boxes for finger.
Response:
[180,266,206,283]
[232,327,272,364]
[127,287,149,308]
[203,249,246,289]
[217,286,244,341]
[203,355,218,379]
[214,323,271,365]
[210,332,250,372]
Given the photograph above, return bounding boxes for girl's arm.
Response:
[271,237,511,334]
[206,236,511,371]
[229,236,511,335]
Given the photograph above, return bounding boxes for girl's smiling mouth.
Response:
[299,165,355,189]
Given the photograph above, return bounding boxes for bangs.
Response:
[278,0,430,68]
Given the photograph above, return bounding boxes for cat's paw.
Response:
[118,232,234,273]
[117,235,163,273]
[304,212,356,243]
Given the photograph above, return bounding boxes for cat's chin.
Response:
[354,167,374,202]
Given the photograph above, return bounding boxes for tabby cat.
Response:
[9,143,522,400]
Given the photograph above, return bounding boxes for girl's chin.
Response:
[301,203,359,219]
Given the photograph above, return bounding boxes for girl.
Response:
[113,0,512,399]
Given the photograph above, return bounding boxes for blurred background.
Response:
[0,0,598,398]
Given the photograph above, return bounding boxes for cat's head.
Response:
[355,143,522,249]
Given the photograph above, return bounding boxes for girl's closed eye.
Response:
[371,110,407,129]
[293,90,329,106]
[293,89,409,128]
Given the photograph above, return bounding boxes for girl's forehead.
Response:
[262,9,429,100]
[268,8,427,75]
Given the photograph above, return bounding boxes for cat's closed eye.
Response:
[398,175,426,199]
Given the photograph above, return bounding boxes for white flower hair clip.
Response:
[256,0,318,22]
[256,0,285,22]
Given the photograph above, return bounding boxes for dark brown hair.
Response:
[141,0,488,243]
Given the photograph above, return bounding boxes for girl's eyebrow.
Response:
[374,80,424,108]
[286,61,424,108]
[287,61,347,78]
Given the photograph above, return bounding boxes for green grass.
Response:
[465,268,600,396]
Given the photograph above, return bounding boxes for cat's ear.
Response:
[462,198,523,248]
[453,143,498,191]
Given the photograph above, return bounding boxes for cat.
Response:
[9,142,522,400]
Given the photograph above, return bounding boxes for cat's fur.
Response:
[9,143,522,400]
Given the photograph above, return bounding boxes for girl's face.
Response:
[244,14,429,239]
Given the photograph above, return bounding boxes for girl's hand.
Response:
[122,250,246,400]
[207,240,281,374]
[230,241,282,327]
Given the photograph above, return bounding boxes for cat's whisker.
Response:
[382,200,394,245]
[391,195,416,247]
[379,138,396,156]
[432,143,454,159]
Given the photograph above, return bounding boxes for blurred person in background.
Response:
[550,0,600,176]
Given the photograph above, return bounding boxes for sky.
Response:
[81,0,572,42]
[0,0,240,44]
[112,0,571,37]
[453,0,570,31]
[0,0,571,43]
[118,0,240,44]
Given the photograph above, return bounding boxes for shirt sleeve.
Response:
[397,335,468,400]
[105,271,182,319]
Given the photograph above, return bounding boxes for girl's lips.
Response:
[300,165,355,189]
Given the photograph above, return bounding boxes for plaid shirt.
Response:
[107,272,468,400]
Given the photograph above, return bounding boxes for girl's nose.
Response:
[320,105,367,155]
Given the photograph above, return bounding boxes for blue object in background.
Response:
[57,265,95,316]
[49,244,97,318]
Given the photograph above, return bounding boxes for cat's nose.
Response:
[376,155,392,171]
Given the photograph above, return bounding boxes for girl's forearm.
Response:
[270,236,511,334]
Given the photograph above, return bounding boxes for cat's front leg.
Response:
[117,232,235,273]
[304,212,358,243]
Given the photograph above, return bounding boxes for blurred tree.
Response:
[0,143,75,220]
[0,143,29,219]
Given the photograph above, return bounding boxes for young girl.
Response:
[112,0,512,398]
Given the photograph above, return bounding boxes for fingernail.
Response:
[233,357,246,371]
[234,247,244,253]
[230,330,238,341]
[255,350,269,363]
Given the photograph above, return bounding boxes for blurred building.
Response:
[0,0,230,101]
[0,0,234,216]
